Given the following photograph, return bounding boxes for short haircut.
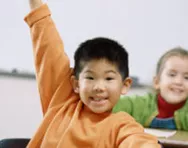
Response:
[73,37,129,80]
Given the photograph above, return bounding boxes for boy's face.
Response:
[72,59,131,114]
[154,56,188,104]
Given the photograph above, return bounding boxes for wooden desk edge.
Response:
[159,139,188,147]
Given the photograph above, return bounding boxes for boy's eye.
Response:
[85,76,93,80]
[106,77,114,81]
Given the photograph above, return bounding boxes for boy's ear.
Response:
[153,76,160,90]
[71,75,79,93]
[121,77,132,95]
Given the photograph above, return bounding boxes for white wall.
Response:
[0,77,42,139]
[0,0,188,84]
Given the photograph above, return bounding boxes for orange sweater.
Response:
[24,4,161,148]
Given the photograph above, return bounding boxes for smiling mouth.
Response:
[89,97,108,105]
[171,88,183,93]
[91,97,107,101]
[170,90,184,97]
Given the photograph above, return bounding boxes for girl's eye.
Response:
[169,73,176,77]
[184,76,188,80]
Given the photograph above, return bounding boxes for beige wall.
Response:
[0,76,151,139]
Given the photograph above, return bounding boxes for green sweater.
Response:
[113,93,188,131]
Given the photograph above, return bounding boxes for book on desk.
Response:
[144,128,188,148]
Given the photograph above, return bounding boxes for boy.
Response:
[24,0,161,147]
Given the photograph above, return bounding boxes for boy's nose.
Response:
[93,81,106,92]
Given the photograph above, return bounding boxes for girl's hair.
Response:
[156,46,188,76]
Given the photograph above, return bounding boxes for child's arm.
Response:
[116,116,161,148]
[119,133,161,148]
[29,0,43,10]
[112,96,132,114]
[113,94,157,126]
[25,2,73,115]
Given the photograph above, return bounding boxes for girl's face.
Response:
[154,56,188,104]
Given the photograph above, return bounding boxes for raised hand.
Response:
[29,0,43,10]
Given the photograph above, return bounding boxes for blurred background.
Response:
[0,0,188,139]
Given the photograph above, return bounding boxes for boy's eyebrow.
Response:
[84,70,117,74]
[104,70,117,74]
[84,70,93,74]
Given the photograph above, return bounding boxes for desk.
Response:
[145,128,188,148]
[159,130,188,148]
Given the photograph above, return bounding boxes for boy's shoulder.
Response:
[109,112,144,136]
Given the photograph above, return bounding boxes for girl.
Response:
[113,47,188,130]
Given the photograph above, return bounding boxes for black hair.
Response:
[73,37,129,80]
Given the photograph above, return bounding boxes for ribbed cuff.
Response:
[24,4,51,27]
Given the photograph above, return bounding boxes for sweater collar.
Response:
[157,94,186,118]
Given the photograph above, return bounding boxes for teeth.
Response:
[171,89,183,95]
[93,98,102,101]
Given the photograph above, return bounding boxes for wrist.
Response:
[29,0,43,10]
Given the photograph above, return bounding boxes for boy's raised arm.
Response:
[29,0,43,10]
[116,117,161,148]
[25,1,73,115]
